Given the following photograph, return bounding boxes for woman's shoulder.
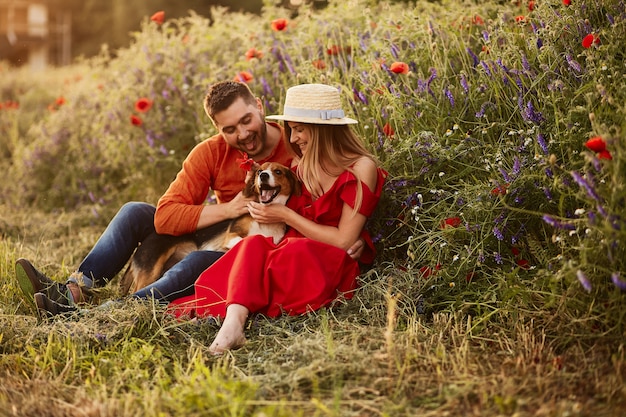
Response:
[351,156,378,190]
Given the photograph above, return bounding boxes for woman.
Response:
[168,83,387,354]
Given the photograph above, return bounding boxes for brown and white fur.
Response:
[119,162,300,295]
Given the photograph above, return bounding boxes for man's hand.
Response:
[347,238,365,260]
[227,191,256,218]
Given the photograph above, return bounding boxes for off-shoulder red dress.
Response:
[168,167,386,319]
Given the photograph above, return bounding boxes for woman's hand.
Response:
[247,201,290,224]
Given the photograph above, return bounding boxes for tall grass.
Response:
[1,0,625,415]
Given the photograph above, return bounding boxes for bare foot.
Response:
[209,304,248,355]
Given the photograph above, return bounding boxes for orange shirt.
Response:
[154,122,293,235]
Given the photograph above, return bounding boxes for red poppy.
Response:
[130,115,142,126]
[418,264,441,279]
[528,0,535,11]
[389,61,409,74]
[562,0,571,5]
[585,136,606,152]
[418,266,433,278]
[245,48,263,61]
[55,96,66,106]
[597,150,613,160]
[382,122,394,138]
[472,15,484,25]
[234,71,253,83]
[237,153,255,171]
[271,18,288,31]
[312,59,326,70]
[582,33,600,48]
[491,184,508,196]
[150,11,165,24]
[516,259,530,270]
[134,97,153,113]
[465,272,475,282]
[515,15,526,23]
[441,217,462,228]
[326,45,341,56]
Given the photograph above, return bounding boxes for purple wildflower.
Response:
[476,101,494,118]
[521,54,531,72]
[482,30,490,42]
[493,226,504,241]
[427,67,437,85]
[145,131,155,147]
[499,167,512,183]
[537,133,549,154]
[460,74,469,94]
[612,272,626,291]
[542,214,576,230]
[391,43,400,59]
[260,77,273,97]
[530,21,538,33]
[159,145,168,156]
[577,270,592,292]
[523,100,544,124]
[543,187,553,201]
[466,47,479,66]
[496,58,509,73]
[570,171,602,202]
[565,54,582,73]
[607,13,615,25]
[494,252,503,265]
[537,38,543,49]
[478,251,485,263]
[512,157,521,177]
[444,87,455,107]
[480,61,492,77]
[544,167,553,179]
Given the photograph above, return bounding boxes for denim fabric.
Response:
[68,201,225,304]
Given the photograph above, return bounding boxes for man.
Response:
[15,80,364,315]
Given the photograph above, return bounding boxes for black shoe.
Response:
[34,292,77,318]
[15,258,73,305]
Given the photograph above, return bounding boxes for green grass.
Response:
[1,0,626,415]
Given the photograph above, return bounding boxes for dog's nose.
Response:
[259,171,270,182]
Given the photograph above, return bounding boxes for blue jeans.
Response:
[70,201,223,302]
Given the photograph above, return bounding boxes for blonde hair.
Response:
[285,124,377,213]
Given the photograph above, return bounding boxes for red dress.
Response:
[168,167,387,319]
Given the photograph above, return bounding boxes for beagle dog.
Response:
[119,162,301,295]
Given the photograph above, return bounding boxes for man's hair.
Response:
[203,81,257,122]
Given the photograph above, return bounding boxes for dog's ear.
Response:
[287,169,302,196]
[243,168,259,198]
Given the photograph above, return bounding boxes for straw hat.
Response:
[266,84,358,125]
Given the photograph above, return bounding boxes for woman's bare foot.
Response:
[209,304,248,355]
